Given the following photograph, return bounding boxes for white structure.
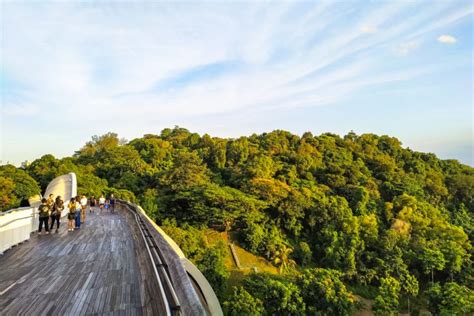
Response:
[0,173,77,254]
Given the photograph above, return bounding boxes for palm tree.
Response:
[273,244,296,274]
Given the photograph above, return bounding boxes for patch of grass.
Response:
[204,228,279,290]
[233,244,279,274]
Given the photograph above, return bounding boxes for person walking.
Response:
[67,198,76,232]
[80,195,88,223]
[109,194,116,213]
[50,196,64,233]
[98,195,105,214]
[75,196,82,229]
[38,198,51,235]
[89,195,96,214]
[46,193,54,227]
[46,193,54,208]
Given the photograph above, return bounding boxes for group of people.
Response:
[37,193,116,234]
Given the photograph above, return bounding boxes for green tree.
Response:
[0,165,40,210]
[297,268,354,315]
[420,246,446,284]
[294,241,313,267]
[243,273,305,315]
[196,241,229,301]
[160,150,210,192]
[400,272,419,314]
[272,244,296,274]
[0,176,16,211]
[223,286,264,316]
[75,132,124,157]
[26,154,59,191]
[427,282,474,315]
[373,276,401,316]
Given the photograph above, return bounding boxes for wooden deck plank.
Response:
[0,209,167,315]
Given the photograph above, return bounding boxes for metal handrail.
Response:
[120,201,182,315]
[133,212,171,316]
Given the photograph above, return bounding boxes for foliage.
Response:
[10,127,474,315]
[297,268,355,315]
[195,241,230,301]
[223,286,264,316]
[0,165,40,211]
[427,282,474,315]
[293,241,312,267]
[373,276,401,316]
[242,273,306,315]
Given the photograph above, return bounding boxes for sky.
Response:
[1,1,473,166]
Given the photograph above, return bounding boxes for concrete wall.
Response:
[44,172,77,204]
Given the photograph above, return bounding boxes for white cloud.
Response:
[394,41,419,56]
[437,34,457,44]
[360,25,377,34]
[1,1,472,164]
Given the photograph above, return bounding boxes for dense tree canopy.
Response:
[0,165,40,211]
[4,126,473,315]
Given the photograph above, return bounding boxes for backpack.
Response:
[68,202,76,214]
[38,204,50,217]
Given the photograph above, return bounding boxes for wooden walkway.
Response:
[0,208,167,315]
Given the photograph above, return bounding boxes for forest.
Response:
[1,126,473,315]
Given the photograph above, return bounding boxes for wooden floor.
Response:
[0,208,167,315]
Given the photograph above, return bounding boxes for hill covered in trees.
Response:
[2,127,473,315]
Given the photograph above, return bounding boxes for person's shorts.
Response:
[68,213,75,220]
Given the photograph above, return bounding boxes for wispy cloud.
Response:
[437,34,457,44]
[1,1,472,165]
[394,41,419,56]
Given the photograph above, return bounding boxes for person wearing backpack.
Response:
[38,198,51,235]
[67,198,76,231]
[50,196,64,233]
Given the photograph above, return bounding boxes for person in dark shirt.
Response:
[50,196,64,233]
[38,198,50,235]
[109,194,116,213]
[67,198,76,232]
[89,195,96,214]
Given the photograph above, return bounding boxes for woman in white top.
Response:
[98,195,106,214]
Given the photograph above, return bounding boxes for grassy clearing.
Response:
[204,229,279,288]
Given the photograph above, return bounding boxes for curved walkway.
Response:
[0,208,166,315]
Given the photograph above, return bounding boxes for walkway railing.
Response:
[120,200,183,316]
[0,207,35,254]
[118,200,223,316]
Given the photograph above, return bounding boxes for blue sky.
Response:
[1,1,473,166]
